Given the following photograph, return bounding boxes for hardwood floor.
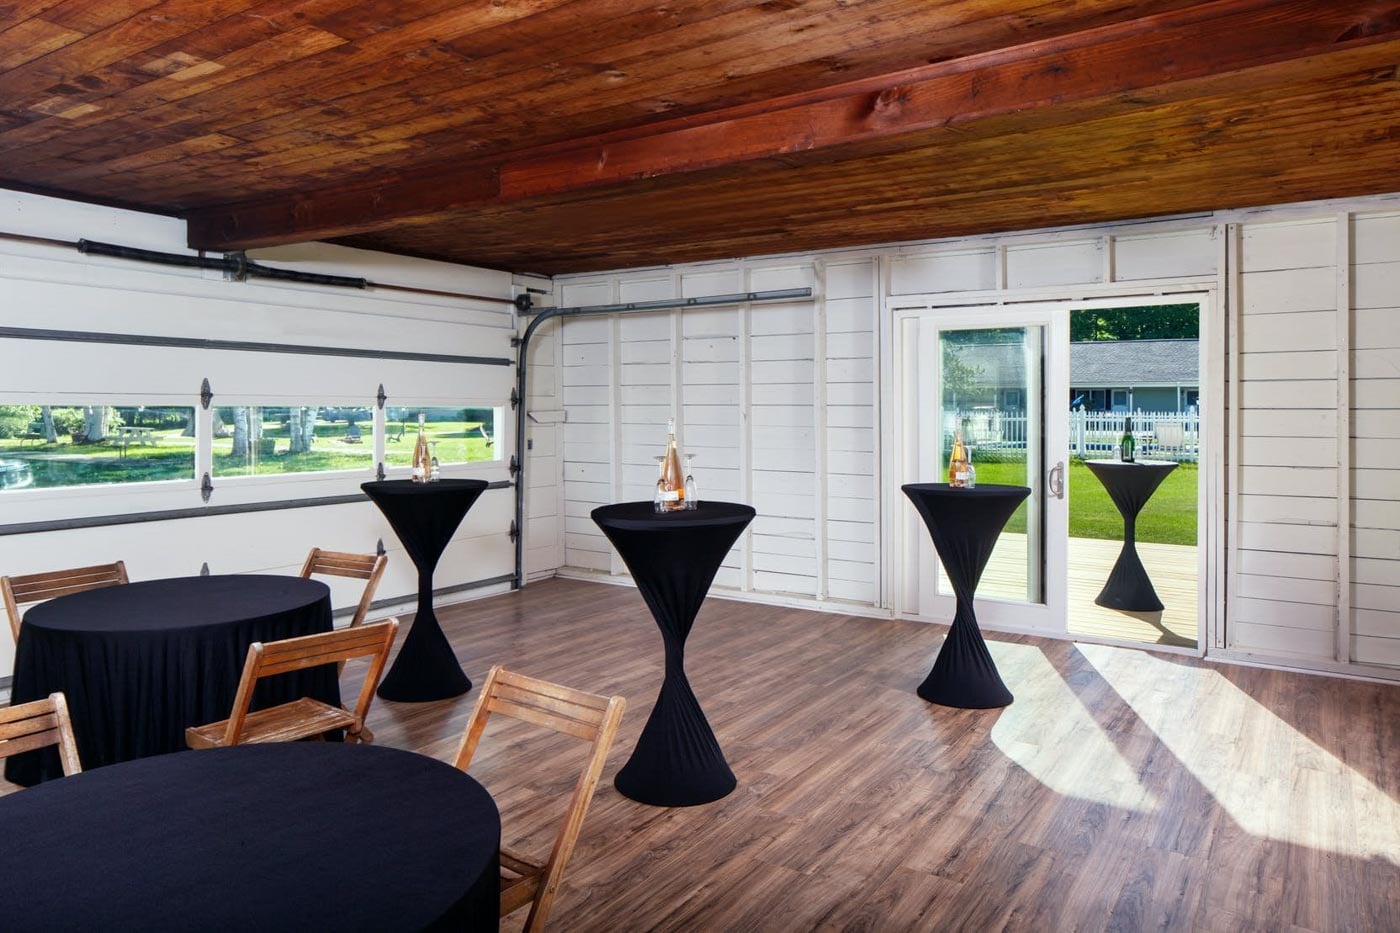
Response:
[5,577,1397,930]
[370,579,1397,931]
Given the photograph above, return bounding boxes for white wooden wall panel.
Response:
[1349,213,1400,666]
[554,192,1400,679]
[1229,218,1340,660]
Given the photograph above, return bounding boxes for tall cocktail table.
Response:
[1083,460,1178,612]
[592,501,754,807]
[902,483,1030,709]
[362,479,488,701]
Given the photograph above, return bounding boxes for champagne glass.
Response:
[683,454,698,509]
[429,442,441,482]
[653,456,666,513]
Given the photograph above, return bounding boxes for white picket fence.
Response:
[948,408,1200,463]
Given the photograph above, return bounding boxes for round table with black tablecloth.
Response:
[0,742,500,932]
[592,501,755,807]
[1083,459,1178,612]
[4,574,339,786]
[362,479,489,702]
[902,483,1030,709]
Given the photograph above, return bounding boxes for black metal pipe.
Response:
[510,287,814,589]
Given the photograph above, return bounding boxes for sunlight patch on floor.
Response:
[1079,643,1400,862]
[989,642,1158,813]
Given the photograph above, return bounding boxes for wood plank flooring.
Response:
[6,577,1397,930]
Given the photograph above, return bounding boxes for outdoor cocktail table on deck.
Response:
[591,501,755,807]
[902,483,1030,709]
[362,478,489,701]
[1083,459,1178,612]
[4,574,339,786]
[0,743,501,932]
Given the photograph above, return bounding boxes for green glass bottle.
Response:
[1119,414,1136,463]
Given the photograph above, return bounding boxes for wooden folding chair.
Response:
[185,619,398,750]
[0,692,82,777]
[2,561,129,642]
[453,665,625,932]
[299,547,388,632]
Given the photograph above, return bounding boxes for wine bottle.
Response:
[411,412,432,482]
[1120,415,1136,464]
[655,418,686,512]
[948,430,970,488]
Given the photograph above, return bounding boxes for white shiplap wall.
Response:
[556,261,879,609]
[551,193,1400,681]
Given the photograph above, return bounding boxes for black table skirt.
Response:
[5,575,339,786]
[592,501,755,807]
[902,484,1030,709]
[1083,460,1179,612]
[362,479,488,702]
[0,743,500,932]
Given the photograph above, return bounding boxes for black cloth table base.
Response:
[362,479,489,702]
[592,501,755,807]
[1083,460,1178,613]
[0,743,500,932]
[902,484,1031,710]
[5,574,338,786]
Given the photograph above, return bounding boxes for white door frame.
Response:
[883,288,1221,656]
[890,304,1070,637]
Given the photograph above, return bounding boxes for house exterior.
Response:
[944,338,1199,413]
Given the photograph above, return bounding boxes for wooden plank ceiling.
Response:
[2,0,1399,274]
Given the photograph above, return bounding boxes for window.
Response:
[214,406,375,477]
[0,404,195,490]
[384,406,500,468]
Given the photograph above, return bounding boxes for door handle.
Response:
[1048,461,1065,499]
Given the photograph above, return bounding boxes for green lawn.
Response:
[0,416,497,488]
[970,458,1198,545]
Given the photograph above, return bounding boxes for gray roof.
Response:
[945,338,1197,388]
[1070,339,1198,386]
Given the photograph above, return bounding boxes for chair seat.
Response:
[185,699,358,749]
[500,847,545,916]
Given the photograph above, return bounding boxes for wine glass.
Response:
[429,442,441,482]
[683,454,698,509]
[653,455,666,512]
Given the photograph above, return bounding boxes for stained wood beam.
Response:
[187,0,1400,252]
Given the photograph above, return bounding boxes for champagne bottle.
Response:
[656,418,685,512]
[948,430,970,488]
[1120,415,1136,464]
[411,412,431,482]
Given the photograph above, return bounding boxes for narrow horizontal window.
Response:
[214,405,375,477]
[384,406,500,467]
[0,404,195,490]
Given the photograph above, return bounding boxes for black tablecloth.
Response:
[1083,460,1178,612]
[902,484,1030,709]
[362,479,488,701]
[5,575,338,786]
[592,501,755,807]
[0,743,500,932]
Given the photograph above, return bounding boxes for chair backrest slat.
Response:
[222,619,398,746]
[299,547,387,636]
[0,693,82,776]
[486,696,601,741]
[2,561,128,641]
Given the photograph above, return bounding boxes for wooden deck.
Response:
[5,578,1397,931]
[949,534,1198,648]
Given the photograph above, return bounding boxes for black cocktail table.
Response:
[0,743,500,931]
[902,483,1030,709]
[362,479,489,701]
[1083,459,1178,612]
[591,501,754,807]
[5,574,338,786]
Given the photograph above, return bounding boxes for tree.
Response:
[40,406,56,443]
[942,342,984,409]
[81,406,117,442]
[288,407,317,454]
[1070,304,1199,341]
